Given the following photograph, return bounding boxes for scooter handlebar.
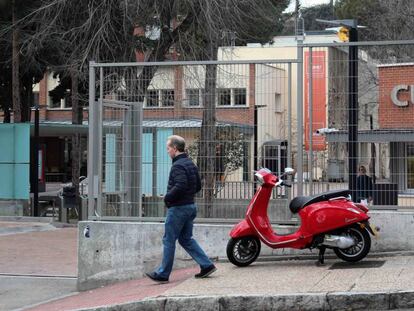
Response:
[276,180,292,188]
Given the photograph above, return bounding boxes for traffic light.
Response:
[338,26,350,42]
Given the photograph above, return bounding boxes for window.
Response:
[408,144,414,189]
[186,89,201,107]
[161,89,175,107]
[33,92,39,106]
[275,93,282,113]
[49,95,61,108]
[146,90,159,107]
[218,88,231,106]
[234,88,247,106]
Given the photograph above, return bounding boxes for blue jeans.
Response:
[155,203,213,279]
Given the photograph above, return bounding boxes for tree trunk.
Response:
[199,45,218,218]
[12,0,21,123]
[4,104,11,123]
[71,68,82,218]
[22,76,33,122]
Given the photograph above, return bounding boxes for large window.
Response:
[161,89,175,107]
[146,90,159,107]
[217,88,247,107]
[145,89,175,108]
[234,88,247,106]
[186,89,201,107]
[407,144,414,189]
[217,88,231,106]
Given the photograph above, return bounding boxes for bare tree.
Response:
[17,0,289,217]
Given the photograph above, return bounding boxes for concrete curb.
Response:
[230,250,414,263]
[0,216,54,223]
[0,223,58,236]
[76,290,414,311]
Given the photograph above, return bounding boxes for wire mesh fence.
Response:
[88,40,414,222]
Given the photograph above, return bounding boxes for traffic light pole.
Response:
[348,27,358,201]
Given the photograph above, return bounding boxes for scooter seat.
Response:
[289,196,312,213]
[289,190,351,214]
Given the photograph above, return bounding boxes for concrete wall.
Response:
[0,200,24,216]
[78,211,414,291]
[144,197,292,221]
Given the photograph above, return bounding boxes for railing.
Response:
[214,181,287,199]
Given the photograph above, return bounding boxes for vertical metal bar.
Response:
[33,105,39,216]
[152,128,157,196]
[287,63,292,201]
[297,39,304,196]
[87,61,96,219]
[137,101,143,219]
[122,107,131,217]
[96,67,104,219]
[308,47,313,195]
[253,104,258,193]
[121,107,133,216]
[348,28,359,201]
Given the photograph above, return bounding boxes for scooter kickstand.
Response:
[317,247,326,266]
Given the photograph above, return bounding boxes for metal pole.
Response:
[348,27,358,201]
[308,47,313,195]
[33,105,39,216]
[253,105,258,193]
[296,39,304,196]
[96,67,104,219]
[288,63,292,201]
[87,62,97,219]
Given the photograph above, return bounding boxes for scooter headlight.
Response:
[255,172,264,184]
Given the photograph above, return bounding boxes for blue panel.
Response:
[0,164,14,199]
[142,133,153,196]
[0,124,30,200]
[156,129,173,196]
[105,134,116,192]
[14,164,30,199]
[0,124,14,163]
[14,124,30,164]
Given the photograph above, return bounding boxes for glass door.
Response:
[407,144,414,190]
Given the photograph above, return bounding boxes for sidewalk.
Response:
[2,219,414,311]
[0,219,77,311]
[22,254,414,311]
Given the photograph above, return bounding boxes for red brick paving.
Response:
[0,227,77,276]
[25,267,197,311]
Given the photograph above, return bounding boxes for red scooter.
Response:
[227,168,379,266]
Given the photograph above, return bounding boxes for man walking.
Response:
[146,135,217,283]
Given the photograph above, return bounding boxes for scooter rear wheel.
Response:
[334,225,371,262]
[227,236,261,267]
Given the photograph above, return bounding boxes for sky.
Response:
[285,0,332,12]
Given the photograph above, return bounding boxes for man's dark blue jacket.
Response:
[164,153,202,208]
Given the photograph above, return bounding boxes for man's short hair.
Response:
[167,135,186,152]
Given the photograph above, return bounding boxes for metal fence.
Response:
[88,39,414,223]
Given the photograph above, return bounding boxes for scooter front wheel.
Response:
[226,236,261,267]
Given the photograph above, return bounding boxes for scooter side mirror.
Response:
[284,167,295,175]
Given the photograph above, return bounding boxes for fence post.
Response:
[308,47,314,195]
[96,67,104,219]
[296,36,304,196]
[88,61,96,219]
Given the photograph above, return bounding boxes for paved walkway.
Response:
[0,219,77,311]
[21,255,414,310]
[2,219,414,311]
